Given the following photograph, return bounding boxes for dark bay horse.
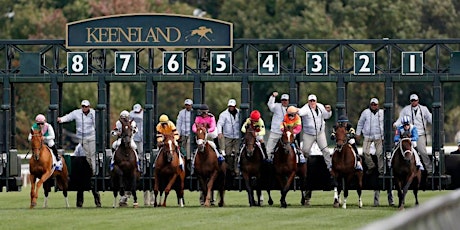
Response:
[392,137,421,210]
[194,124,227,207]
[153,134,185,207]
[111,118,139,208]
[273,125,299,208]
[29,129,69,208]
[240,124,272,206]
[331,124,363,209]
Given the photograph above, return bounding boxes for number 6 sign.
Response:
[163,51,184,75]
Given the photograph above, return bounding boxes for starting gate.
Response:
[1,14,460,192]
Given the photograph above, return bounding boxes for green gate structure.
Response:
[1,16,460,192]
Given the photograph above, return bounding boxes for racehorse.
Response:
[240,124,272,206]
[29,129,69,208]
[111,118,139,208]
[330,124,363,209]
[194,124,227,207]
[153,134,185,207]
[391,136,421,210]
[273,125,299,208]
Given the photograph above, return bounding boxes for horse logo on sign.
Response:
[185,26,213,42]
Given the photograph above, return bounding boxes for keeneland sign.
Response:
[66,14,233,48]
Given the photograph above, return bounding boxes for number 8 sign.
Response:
[163,51,184,75]
[67,52,88,75]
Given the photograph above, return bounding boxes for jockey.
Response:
[280,106,302,156]
[241,110,267,159]
[110,110,139,170]
[28,114,62,170]
[155,114,180,151]
[394,115,424,170]
[331,114,363,171]
[192,104,224,162]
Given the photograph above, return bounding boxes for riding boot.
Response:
[352,143,359,157]
[260,142,268,160]
[51,145,60,161]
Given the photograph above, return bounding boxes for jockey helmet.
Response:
[287,106,298,114]
[402,115,411,125]
[250,110,261,121]
[159,114,169,122]
[338,114,349,123]
[120,110,129,119]
[200,104,209,111]
[35,114,46,123]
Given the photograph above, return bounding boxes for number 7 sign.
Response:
[115,51,136,75]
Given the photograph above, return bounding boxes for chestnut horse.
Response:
[111,118,140,208]
[273,125,299,208]
[153,134,185,207]
[29,129,69,208]
[331,124,363,209]
[194,124,227,207]
[240,124,272,206]
[392,136,421,210]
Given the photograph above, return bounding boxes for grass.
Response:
[0,188,452,230]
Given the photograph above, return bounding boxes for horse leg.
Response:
[204,171,218,207]
[275,174,288,208]
[163,174,178,207]
[29,174,37,208]
[256,189,262,206]
[43,180,51,208]
[132,189,138,208]
[332,175,340,208]
[131,175,139,208]
[56,175,69,208]
[34,170,53,208]
[178,171,185,207]
[243,174,255,206]
[153,173,160,207]
[342,178,348,209]
[356,172,363,208]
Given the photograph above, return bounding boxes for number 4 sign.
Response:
[258,51,280,75]
[163,51,184,75]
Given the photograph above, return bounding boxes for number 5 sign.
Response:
[163,51,184,75]
[115,51,136,75]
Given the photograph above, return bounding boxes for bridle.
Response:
[31,132,44,161]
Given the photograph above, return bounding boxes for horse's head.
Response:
[30,129,44,160]
[280,125,295,153]
[195,123,207,152]
[119,118,133,147]
[399,138,413,161]
[334,124,348,150]
[243,124,257,156]
[162,134,177,163]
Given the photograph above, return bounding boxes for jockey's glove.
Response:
[111,130,118,136]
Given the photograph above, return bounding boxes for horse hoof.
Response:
[268,200,274,206]
[133,203,139,208]
[333,201,340,208]
[30,203,37,209]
